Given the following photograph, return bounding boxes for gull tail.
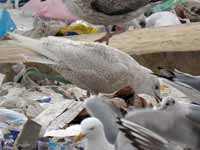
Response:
[156,67,175,81]
[6,32,57,64]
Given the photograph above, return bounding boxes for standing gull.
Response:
[7,33,161,101]
[63,0,162,44]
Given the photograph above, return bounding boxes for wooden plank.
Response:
[1,23,200,57]
[47,101,84,131]
[34,100,75,135]
[68,22,200,55]
[14,119,41,150]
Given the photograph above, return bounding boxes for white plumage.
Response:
[7,33,160,98]
[80,117,115,150]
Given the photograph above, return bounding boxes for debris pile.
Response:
[1,0,200,150]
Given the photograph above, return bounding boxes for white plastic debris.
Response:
[0,107,27,128]
[44,125,81,138]
[145,11,181,27]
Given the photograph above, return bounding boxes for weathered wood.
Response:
[0,73,5,86]
[34,100,74,135]
[1,23,200,74]
[69,23,200,55]
[34,100,83,135]
[14,119,41,150]
[47,101,83,131]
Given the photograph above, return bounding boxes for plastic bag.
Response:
[0,8,16,39]
[22,0,78,22]
[57,24,99,36]
[0,108,27,128]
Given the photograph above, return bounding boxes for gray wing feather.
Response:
[124,102,200,148]
[174,70,200,91]
[186,103,200,123]
[41,37,132,93]
[116,118,176,150]
[91,0,149,16]
[162,79,200,104]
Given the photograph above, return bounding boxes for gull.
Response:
[84,96,164,146]
[75,116,178,150]
[7,33,161,101]
[63,0,162,44]
[118,97,200,150]
[84,96,199,149]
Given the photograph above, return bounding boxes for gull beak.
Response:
[73,132,86,142]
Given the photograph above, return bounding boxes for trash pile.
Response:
[0,0,200,150]
[0,62,189,150]
[0,63,90,149]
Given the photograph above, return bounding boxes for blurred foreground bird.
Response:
[118,97,200,150]
[75,116,179,150]
[6,33,161,101]
[63,0,163,44]
[75,117,177,150]
[84,95,158,144]
[83,96,200,150]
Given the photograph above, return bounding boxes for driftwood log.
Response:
[0,22,200,77]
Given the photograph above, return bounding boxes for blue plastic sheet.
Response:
[2,130,20,150]
[0,8,16,39]
[0,0,7,3]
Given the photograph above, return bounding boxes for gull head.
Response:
[160,97,176,109]
[136,73,162,102]
[75,117,104,141]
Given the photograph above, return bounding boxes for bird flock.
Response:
[7,32,200,150]
[5,0,200,150]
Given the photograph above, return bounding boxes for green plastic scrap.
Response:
[17,68,72,85]
[153,0,186,12]
[25,70,72,84]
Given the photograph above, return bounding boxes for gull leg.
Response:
[95,26,112,45]
[95,25,126,45]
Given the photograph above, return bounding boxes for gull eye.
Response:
[155,85,159,90]
[89,127,95,131]
[166,102,169,106]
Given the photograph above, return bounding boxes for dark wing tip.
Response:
[116,118,170,150]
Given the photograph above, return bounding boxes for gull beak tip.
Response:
[73,132,86,142]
